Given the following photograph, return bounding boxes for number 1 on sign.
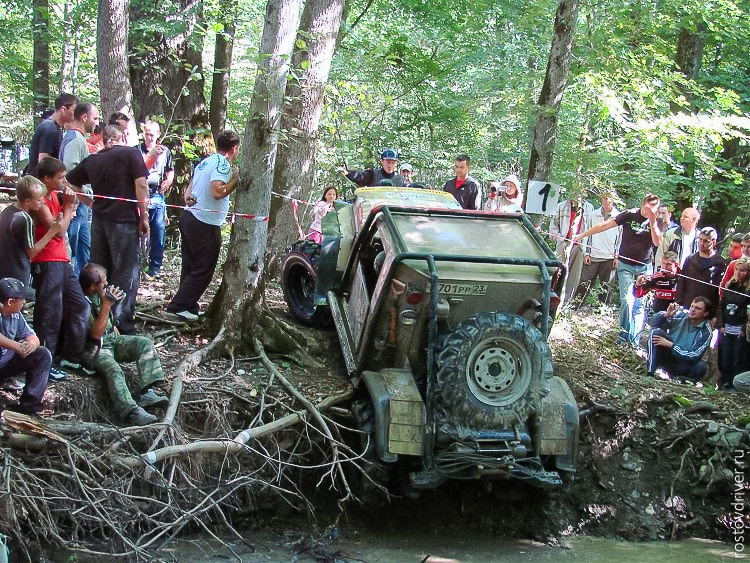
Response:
[526,180,560,215]
[538,183,551,212]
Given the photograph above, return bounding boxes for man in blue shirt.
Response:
[166,130,240,321]
[0,278,51,415]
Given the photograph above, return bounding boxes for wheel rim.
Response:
[465,336,533,406]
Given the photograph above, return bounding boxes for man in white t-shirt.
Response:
[166,130,240,321]
[575,194,620,302]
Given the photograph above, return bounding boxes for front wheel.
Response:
[280,240,331,327]
[436,311,553,428]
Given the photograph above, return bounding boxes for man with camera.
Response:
[31,157,89,377]
[140,120,174,278]
[79,263,168,426]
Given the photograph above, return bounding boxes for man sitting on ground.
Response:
[79,263,169,426]
[0,278,52,416]
[647,297,713,383]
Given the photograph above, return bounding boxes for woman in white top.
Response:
[306,186,338,244]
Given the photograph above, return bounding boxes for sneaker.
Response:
[59,359,82,370]
[169,310,199,322]
[59,359,97,376]
[138,388,169,408]
[123,406,158,426]
[49,367,69,382]
[1,378,25,391]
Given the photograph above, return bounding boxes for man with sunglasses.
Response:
[675,227,726,311]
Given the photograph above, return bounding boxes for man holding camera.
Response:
[140,120,174,277]
[31,157,89,376]
[79,263,168,426]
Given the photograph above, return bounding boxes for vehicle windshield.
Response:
[392,214,550,259]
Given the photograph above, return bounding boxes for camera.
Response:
[104,285,125,304]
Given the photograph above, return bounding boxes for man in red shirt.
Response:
[31,157,89,375]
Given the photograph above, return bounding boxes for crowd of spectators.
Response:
[2,124,749,425]
[0,94,243,423]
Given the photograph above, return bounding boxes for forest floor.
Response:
[0,228,748,559]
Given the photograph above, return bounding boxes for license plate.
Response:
[437,283,488,295]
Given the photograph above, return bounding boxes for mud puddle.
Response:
[159,532,735,562]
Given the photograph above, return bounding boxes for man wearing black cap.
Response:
[339,148,405,187]
[0,278,51,415]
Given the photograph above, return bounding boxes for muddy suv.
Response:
[281,187,578,493]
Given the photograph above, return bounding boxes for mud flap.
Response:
[536,376,578,473]
[361,369,425,463]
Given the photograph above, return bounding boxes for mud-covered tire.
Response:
[348,399,392,504]
[280,240,331,327]
[436,311,553,428]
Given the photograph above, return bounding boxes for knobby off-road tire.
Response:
[280,240,331,327]
[436,311,553,428]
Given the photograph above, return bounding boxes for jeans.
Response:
[647,328,707,381]
[718,331,747,387]
[91,217,141,334]
[148,192,166,275]
[31,261,89,361]
[0,346,51,413]
[68,203,91,277]
[617,261,650,345]
[167,211,221,314]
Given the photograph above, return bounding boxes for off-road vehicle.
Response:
[281,187,578,493]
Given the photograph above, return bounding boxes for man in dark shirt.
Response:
[66,125,149,334]
[575,193,663,346]
[675,227,726,312]
[0,176,62,294]
[27,93,77,177]
[443,154,482,210]
[340,148,405,187]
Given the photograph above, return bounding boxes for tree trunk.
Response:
[97,0,137,141]
[32,0,50,124]
[266,0,345,273]
[671,20,706,211]
[129,0,208,128]
[210,0,303,341]
[60,0,74,93]
[209,1,236,141]
[526,0,579,188]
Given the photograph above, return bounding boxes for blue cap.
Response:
[0,278,25,300]
[380,148,399,160]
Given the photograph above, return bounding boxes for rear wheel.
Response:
[280,240,331,327]
[436,311,553,428]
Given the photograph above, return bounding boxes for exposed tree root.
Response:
[0,317,359,560]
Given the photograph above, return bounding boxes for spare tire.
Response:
[436,311,553,428]
[280,240,331,327]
